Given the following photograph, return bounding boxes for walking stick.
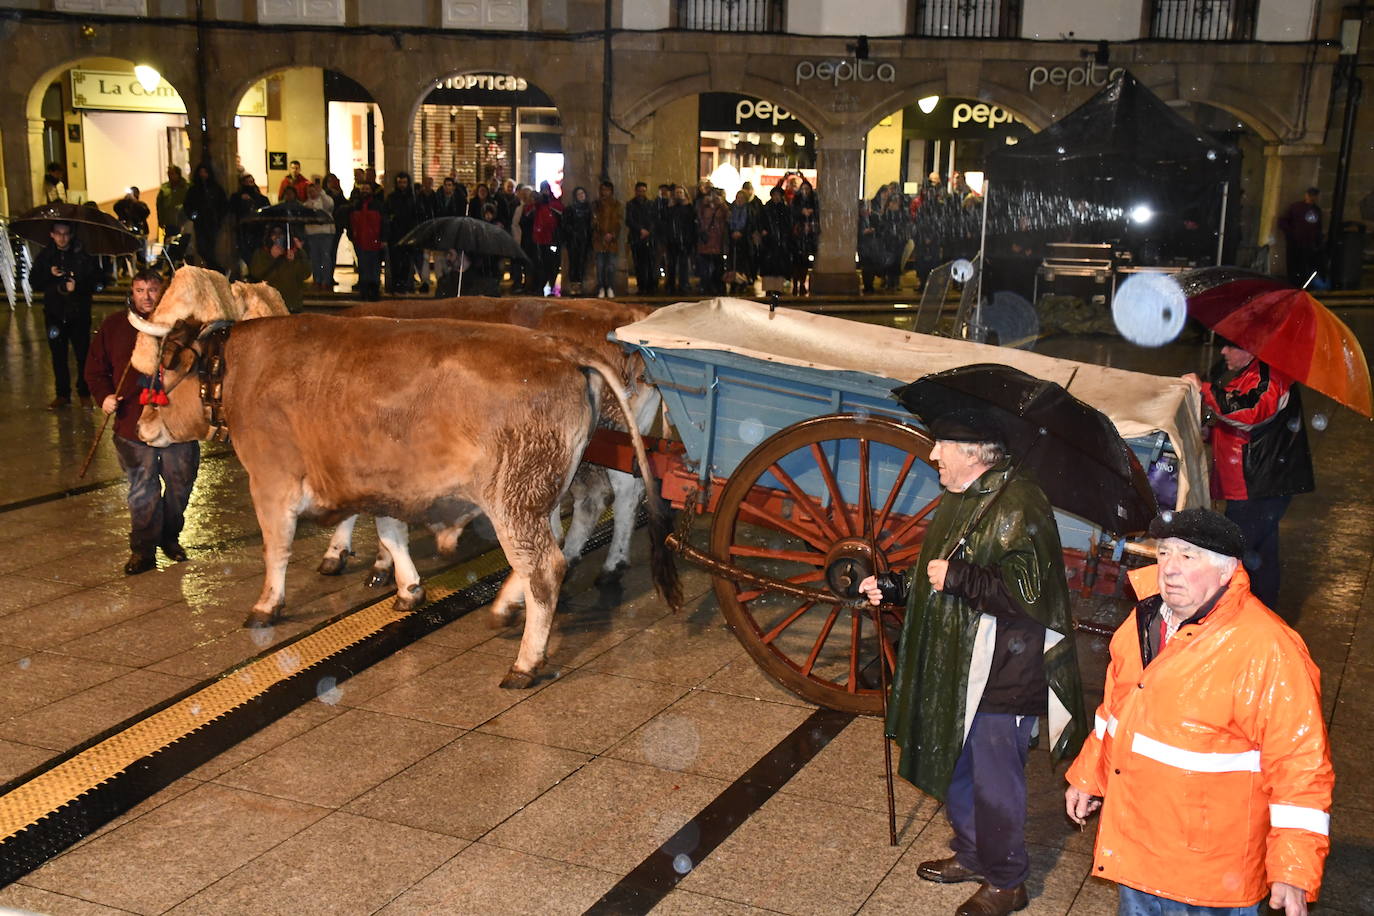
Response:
[78,359,132,479]
[869,599,899,847]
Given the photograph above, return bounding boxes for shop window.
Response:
[676,0,785,32]
[912,0,1021,38]
[1148,0,1258,40]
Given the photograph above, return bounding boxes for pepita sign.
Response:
[951,102,1022,130]
[795,59,896,87]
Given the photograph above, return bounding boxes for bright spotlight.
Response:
[134,65,162,93]
[1129,204,1154,224]
[917,96,939,114]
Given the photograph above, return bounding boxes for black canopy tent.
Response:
[984,71,1237,265]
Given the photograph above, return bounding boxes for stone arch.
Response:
[1162,84,1285,144]
[620,72,828,138]
[856,79,1049,137]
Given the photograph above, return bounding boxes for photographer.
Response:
[248,224,310,313]
[32,220,101,409]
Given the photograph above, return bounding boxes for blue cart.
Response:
[609,299,1204,714]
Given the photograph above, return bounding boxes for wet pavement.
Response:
[0,298,1371,914]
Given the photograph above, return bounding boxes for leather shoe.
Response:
[917,856,985,885]
[161,542,189,563]
[955,882,1028,916]
[124,553,157,575]
[47,397,71,410]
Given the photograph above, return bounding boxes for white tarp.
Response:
[615,298,1207,510]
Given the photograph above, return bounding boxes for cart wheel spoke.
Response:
[764,461,846,544]
[728,545,827,566]
[809,442,854,536]
[801,605,843,677]
[737,500,831,554]
[761,601,815,645]
[737,569,825,604]
[879,494,942,552]
[874,452,918,538]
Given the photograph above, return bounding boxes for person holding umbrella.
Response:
[1182,344,1313,611]
[32,220,102,409]
[248,224,310,313]
[858,404,1089,916]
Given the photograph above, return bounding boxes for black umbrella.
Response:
[8,202,143,256]
[398,217,528,295]
[238,200,333,245]
[399,217,527,260]
[892,363,1157,537]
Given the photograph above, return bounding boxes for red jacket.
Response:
[1201,358,1313,500]
[1066,564,1332,907]
[349,201,384,252]
[84,309,150,441]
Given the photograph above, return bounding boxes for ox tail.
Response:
[580,358,683,613]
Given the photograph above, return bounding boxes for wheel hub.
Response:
[824,537,880,598]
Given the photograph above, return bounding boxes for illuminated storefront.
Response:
[862,96,1032,198]
[697,93,816,197]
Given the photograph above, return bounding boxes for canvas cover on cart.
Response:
[614,297,1208,510]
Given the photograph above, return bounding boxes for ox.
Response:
[131,269,679,687]
[326,297,659,589]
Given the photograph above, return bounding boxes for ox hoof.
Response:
[317,554,348,576]
[499,667,538,689]
[394,585,426,612]
[243,608,282,629]
[594,562,630,587]
[365,567,396,588]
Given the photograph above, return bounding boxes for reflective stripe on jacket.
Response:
[1065,563,1332,906]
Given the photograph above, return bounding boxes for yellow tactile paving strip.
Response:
[0,542,515,843]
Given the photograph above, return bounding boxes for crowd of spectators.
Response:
[32,161,839,303]
[857,170,984,294]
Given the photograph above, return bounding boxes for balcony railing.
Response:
[1149,0,1258,40]
[676,0,785,32]
[914,0,1022,38]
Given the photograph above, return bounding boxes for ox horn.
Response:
[127,309,172,337]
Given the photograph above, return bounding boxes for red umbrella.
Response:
[1180,267,1372,418]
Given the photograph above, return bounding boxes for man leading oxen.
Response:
[130,267,679,687]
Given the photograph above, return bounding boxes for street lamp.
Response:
[134,65,161,93]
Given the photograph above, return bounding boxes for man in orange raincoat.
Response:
[1065,509,1332,916]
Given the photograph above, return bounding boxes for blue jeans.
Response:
[595,251,616,292]
[1117,885,1261,916]
[945,712,1036,889]
[114,435,200,556]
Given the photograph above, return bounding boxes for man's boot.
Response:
[954,882,1028,916]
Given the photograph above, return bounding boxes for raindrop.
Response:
[853,407,871,422]
[639,714,702,769]
[316,676,343,705]
[672,854,693,875]
[17,657,30,670]
[190,703,202,716]
[249,626,275,647]
[1112,274,1186,347]
[739,417,766,446]
[48,326,60,341]
[1286,417,1301,433]
[1160,509,1174,524]
[1311,413,1328,431]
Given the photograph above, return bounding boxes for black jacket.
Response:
[32,242,100,325]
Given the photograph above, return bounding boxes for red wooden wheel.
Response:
[709,414,939,714]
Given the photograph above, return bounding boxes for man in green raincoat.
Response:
[860,408,1088,916]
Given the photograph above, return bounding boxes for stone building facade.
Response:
[0,0,1348,291]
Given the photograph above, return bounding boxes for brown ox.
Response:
[131,274,678,686]
[326,297,658,587]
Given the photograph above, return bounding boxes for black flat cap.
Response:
[1148,508,1245,559]
[928,407,1004,445]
